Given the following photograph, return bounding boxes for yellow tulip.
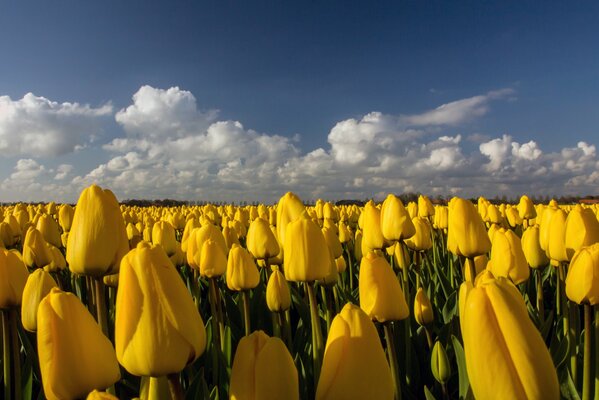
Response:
[230,330,298,400]
[380,194,415,243]
[322,226,343,259]
[431,341,451,385]
[518,195,536,220]
[266,268,291,312]
[276,192,305,253]
[21,269,57,331]
[152,220,178,256]
[316,303,394,400]
[418,195,435,218]
[0,248,29,309]
[66,184,129,277]
[521,226,549,268]
[462,275,559,399]
[546,208,568,263]
[565,243,599,305]
[539,205,557,252]
[564,205,599,260]
[487,228,529,284]
[361,201,385,255]
[38,288,120,400]
[186,224,228,270]
[447,198,491,258]
[335,256,347,273]
[505,206,523,228]
[414,287,434,326]
[23,227,53,269]
[433,206,448,230]
[463,254,488,282]
[58,204,75,232]
[354,229,363,262]
[284,214,330,282]
[405,217,432,251]
[486,204,503,225]
[338,221,351,244]
[115,242,206,376]
[359,251,409,322]
[181,217,201,253]
[227,244,260,291]
[198,239,228,278]
[407,202,418,219]
[36,214,62,248]
[246,217,280,260]
[86,390,119,400]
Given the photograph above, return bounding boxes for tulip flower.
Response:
[0,222,15,247]
[0,248,29,309]
[21,269,57,332]
[276,192,305,255]
[266,268,291,313]
[115,242,206,377]
[414,287,434,326]
[461,275,559,399]
[316,303,394,400]
[152,220,178,256]
[230,331,299,400]
[546,208,568,264]
[359,251,409,322]
[246,217,279,260]
[58,204,74,233]
[23,227,53,269]
[539,205,557,252]
[361,201,385,254]
[564,205,599,260]
[186,224,228,270]
[86,390,119,400]
[36,214,62,249]
[433,206,448,231]
[407,202,418,219]
[283,213,330,282]
[405,217,432,252]
[505,206,523,228]
[227,244,260,291]
[67,184,129,277]
[431,341,451,386]
[566,243,599,305]
[518,195,536,220]
[447,197,491,259]
[418,195,435,218]
[38,288,121,400]
[322,226,343,259]
[487,228,529,284]
[380,194,415,243]
[521,226,549,269]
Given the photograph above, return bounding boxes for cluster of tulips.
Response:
[1,184,599,399]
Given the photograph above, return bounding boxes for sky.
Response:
[0,1,598,203]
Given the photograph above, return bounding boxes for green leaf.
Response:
[550,333,570,369]
[559,367,581,400]
[451,335,470,400]
[424,385,438,400]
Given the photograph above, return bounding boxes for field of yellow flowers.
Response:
[1,184,598,399]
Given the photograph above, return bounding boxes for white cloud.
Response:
[0,93,112,157]
[2,85,598,202]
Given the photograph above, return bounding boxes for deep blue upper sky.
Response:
[2,1,598,151]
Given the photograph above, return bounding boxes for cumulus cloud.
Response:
[0,93,112,157]
[2,85,598,202]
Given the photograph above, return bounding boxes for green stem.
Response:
[321,286,332,334]
[536,269,545,322]
[242,290,251,336]
[2,310,11,400]
[140,376,170,400]
[583,304,592,400]
[306,282,324,391]
[9,310,20,400]
[424,326,434,350]
[208,278,221,386]
[384,322,402,400]
[467,257,476,284]
[346,246,354,291]
[95,278,109,337]
[284,309,293,351]
[167,373,184,400]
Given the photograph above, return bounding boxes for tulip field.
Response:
[2,185,599,400]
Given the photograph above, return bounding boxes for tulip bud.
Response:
[407,202,418,219]
[23,227,53,269]
[338,221,351,244]
[362,201,385,254]
[276,192,305,253]
[103,273,119,288]
[86,390,119,400]
[335,256,347,273]
[227,244,260,291]
[447,198,491,258]
[405,217,432,251]
[418,195,435,218]
[0,221,15,247]
[414,287,434,326]
[463,255,488,282]
[359,251,409,322]
[198,239,228,278]
[58,204,75,232]
[392,241,411,270]
[67,184,129,277]
[505,206,523,228]
[230,330,299,400]
[36,214,62,249]
[266,267,291,312]
[431,341,451,385]
[486,204,503,225]
[246,217,280,260]
[546,208,568,263]
[518,195,536,220]
[354,229,363,262]
[21,269,57,332]
[322,226,343,259]
[116,242,206,376]
[38,288,120,400]
[380,194,415,243]
[316,303,394,400]
[186,224,228,270]
[521,226,549,268]
[539,206,557,251]
[284,214,331,282]
[565,205,599,260]
[152,220,178,256]
[181,218,201,253]
[0,248,29,309]
[565,243,599,305]
[433,206,449,230]
[487,228,529,284]
[462,275,559,399]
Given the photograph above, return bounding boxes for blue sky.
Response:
[1,1,598,202]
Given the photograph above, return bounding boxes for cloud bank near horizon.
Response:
[1,85,597,203]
